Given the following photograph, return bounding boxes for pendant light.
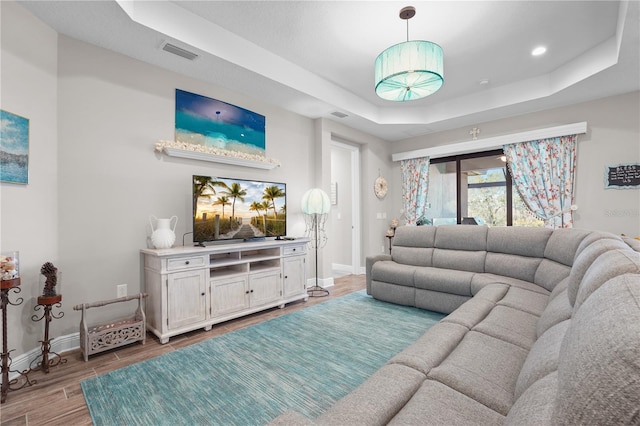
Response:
[375,6,444,101]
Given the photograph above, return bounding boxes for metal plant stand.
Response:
[30,294,66,374]
[1,279,35,403]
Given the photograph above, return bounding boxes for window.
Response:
[425,150,543,227]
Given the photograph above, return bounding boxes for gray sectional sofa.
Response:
[270,225,640,425]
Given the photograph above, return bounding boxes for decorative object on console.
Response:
[150,215,178,249]
[0,109,29,184]
[0,252,20,282]
[375,6,444,102]
[302,188,331,297]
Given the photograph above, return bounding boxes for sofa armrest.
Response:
[366,254,392,295]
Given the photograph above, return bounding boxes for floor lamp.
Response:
[302,188,331,297]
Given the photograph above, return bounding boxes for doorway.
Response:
[330,140,361,276]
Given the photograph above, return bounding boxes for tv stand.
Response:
[141,238,309,343]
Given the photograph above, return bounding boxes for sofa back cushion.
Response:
[431,225,488,273]
[567,238,630,306]
[485,252,542,283]
[543,228,591,267]
[392,226,436,266]
[487,226,551,258]
[553,274,640,425]
[573,249,640,312]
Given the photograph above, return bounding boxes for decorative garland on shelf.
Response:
[154,140,281,167]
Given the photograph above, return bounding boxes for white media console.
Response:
[141,238,309,343]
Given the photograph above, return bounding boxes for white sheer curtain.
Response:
[503,135,578,228]
[400,156,430,225]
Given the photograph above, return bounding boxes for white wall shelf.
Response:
[162,146,280,170]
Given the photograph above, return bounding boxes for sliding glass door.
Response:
[425,150,542,227]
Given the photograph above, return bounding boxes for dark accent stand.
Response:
[30,294,66,374]
[1,279,35,404]
[386,235,394,255]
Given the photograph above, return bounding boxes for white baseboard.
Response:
[307,276,334,288]
[5,333,80,382]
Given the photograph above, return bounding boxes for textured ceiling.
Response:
[20,1,640,142]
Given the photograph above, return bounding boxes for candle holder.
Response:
[1,251,35,404]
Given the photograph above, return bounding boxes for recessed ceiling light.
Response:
[479,79,490,85]
[531,46,547,56]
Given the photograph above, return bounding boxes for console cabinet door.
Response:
[166,269,207,329]
[283,255,306,298]
[249,270,282,307]
[211,276,249,317]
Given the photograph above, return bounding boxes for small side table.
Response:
[1,278,35,403]
[31,294,66,374]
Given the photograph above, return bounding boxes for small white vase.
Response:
[150,215,177,249]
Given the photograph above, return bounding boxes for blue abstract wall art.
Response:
[175,89,266,157]
[0,109,29,184]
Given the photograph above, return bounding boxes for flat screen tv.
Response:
[193,175,286,245]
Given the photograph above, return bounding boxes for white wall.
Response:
[391,91,640,236]
[0,1,59,354]
[54,35,316,335]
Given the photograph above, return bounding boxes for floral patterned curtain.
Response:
[400,156,430,225]
[503,135,577,228]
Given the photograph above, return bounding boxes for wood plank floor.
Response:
[0,275,365,426]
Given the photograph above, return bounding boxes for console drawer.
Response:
[167,255,207,271]
[284,245,307,256]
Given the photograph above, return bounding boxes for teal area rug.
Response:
[81,291,444,425]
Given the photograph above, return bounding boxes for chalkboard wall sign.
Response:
[605,163,640,189]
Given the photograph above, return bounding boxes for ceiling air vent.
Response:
[330,111,348,119]
[161,42,199,61]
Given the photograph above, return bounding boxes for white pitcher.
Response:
[150,215,177,249]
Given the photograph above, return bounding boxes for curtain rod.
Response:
[392,122,588,161]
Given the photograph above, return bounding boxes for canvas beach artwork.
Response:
[175,89,266,157]
[0,109,29,184]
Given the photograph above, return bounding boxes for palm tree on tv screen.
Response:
[193,176,227,219]
[223,182,247,226]
[262,185,286,218]
[214,196,231,218]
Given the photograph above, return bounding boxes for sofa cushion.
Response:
[544,228,591,267]
[515,320,569,399]
[389,380,505,426]
[414,266,474,296]
[432,248,486,273]
[547,276,569,301]
[553,274,640,425]
[389,322,468,376]
[536,287,572,337]
[471,273,550,296]
[487,226,551,258]
[391,246,433,267]
[533,259,571,292]
[496,286,548,317]
[441,284,508,329]
[371,261,415,287]
[506,371,558,426]
[472,305,539,350]
[434,225,488,251]
[484,252,542,283]
[392,225,437,249]
[268,410,315,426]
[370,281,415,307]
[573,249,640,312]
[314,364,426,426]
[574,230,622,259]
[427,331,528,416]
[414,289,470,314]
[567,238,630,306]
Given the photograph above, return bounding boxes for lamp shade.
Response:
[301,188,331,215]
[375,40,444,101]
